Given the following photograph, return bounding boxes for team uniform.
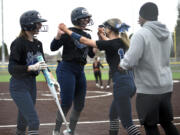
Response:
[8,10,50,135]
[93,60,104,88]
[106,68,112,88]
[51,27,95,134]
[59,17,141,135]
[8,37,45,135]
[95,38,138,134]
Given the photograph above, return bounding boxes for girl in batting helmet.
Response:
[51,7,95,135]
[8,10,59,135]
[59,18,141,135]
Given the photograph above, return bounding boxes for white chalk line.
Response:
[0,90,112,101]
[1,117,180,128]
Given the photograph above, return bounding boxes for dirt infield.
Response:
[0,80,180,135]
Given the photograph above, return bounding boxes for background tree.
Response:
[175,3,180,58]
[0,42,9,61]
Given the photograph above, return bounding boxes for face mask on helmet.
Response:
[77,17,94,27]
[20,10,47,31]
[71,7,93,27]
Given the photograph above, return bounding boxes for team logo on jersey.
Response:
[26,51,42,65]
[37,44,40,48]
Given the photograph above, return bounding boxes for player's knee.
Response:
[61,101,73,109]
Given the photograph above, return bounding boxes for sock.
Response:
[28,130,38,135]
[54,107,69,132]
[109,119,119,135]
[69,109,81,135]
[127,125,141,135]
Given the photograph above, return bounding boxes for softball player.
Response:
[59,18,141,135]
[8,10,53,135]
[93,56,104,89]
[50,7,95,135]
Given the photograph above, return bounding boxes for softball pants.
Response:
[55,61,86,134]
[109,71,140,135]
[9,76,39,135]
[94,71,103,86]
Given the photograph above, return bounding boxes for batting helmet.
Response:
[71,7,93,26]
[20,10,47,31]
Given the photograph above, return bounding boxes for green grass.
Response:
[1,69,180,82]
[172,72,180,79]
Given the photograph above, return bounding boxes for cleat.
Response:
[96,83,100,88]
[106,85,110,89]
[100,86,104,89]
[63,129,72,135]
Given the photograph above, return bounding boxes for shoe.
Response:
[100,86,104,89]
[63,129,72,135]
[52,130,60,135]
[96,83,100,87]
[106,85,110,89]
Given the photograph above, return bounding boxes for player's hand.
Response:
[55,29,65,40]
[93,48,98,54]
[59,23,67,32]
[53,81,60,92]
[98,27,105,34]
[49,72,61,92]
[28,61,48,71]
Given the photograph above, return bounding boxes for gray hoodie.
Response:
[120,21,173,94]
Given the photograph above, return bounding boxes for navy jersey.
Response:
[50,27,95,65]
[8,37,45,78]
[96,38,127,74]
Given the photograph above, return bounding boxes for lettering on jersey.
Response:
[26,51,42,66]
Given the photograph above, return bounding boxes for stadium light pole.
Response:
[1,0,5,64]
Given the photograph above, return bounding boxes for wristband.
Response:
[71,32,81,41]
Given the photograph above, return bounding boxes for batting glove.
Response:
[28,61,48,71]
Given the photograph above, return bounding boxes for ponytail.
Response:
[120,32,130,50]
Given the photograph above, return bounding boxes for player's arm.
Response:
[59,23,97,48]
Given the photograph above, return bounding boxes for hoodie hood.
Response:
[143,21,170,41]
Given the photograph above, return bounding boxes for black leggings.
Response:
[144,121,179,135]
[94,71,103,85]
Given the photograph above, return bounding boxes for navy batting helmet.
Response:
[20,10,47,31]
[71,7,93,26]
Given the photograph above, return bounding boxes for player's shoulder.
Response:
[11,37,24,47]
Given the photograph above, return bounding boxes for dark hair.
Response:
[139,2,158,21]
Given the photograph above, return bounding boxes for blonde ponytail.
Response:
[120,32,130,50]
